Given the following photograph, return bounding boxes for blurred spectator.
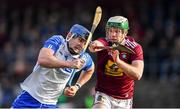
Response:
[170,36,180,84]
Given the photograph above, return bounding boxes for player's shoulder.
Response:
[82,52,92,59]
[97,37,106,41]
[97,37,109,46]
[50,35,65,41]
[80,52,93,64]
[125,36,142,50]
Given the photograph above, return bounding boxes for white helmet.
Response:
[106,16,129,30]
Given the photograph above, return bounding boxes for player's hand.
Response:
[64,86,78,97]
[89,40,104,52]
[109,50,120,62]
[69,59,85,69]
[89,41,98,52]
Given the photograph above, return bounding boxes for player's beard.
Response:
[67,43,79,55]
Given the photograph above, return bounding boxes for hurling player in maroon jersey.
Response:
[89,16,144,109]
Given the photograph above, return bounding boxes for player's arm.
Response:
[38,48,71,68]
[38,35,83,69]
[75,62,95,87]
[64,56,95,97]
[110,46,144,80]
[64,64,94,97]
[114,53,143,80]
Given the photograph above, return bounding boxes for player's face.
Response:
[68,37,86,54]
[106,27,126,43]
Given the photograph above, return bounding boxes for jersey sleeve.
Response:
[131,44,144,61]
[81,53,94,71]
[97,38,109,46]
[43,35,63,53]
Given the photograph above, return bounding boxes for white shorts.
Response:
[94,91,133,109]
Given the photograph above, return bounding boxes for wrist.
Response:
[116,58,123,67]
[115,57,120,63]
[75,83,81,90]
[66,61,72,67]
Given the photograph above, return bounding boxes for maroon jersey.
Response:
[96,36,143,99]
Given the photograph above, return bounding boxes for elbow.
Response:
[135,75,142,80]
[132,75,141,80]
[128,70,143,80]
[37,57,47,66]
[134,72,143,80]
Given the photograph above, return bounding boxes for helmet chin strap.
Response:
[68,45,78,55]
[66,33,80,56]
[66,33,75,42]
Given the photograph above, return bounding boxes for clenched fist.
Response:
[109,50,120,62]
[64,86,78,97]
[89,40,105,52]
[67,58,85,69]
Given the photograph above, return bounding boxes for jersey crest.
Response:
[105,59,124,76]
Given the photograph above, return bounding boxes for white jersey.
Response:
[20,35,93,105]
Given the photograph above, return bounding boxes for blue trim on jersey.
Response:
[11,90,58,108]
[67,53,94,86]
[82,53,93,71]
[44,35,63,53]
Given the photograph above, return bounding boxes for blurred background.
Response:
[0,0,180,108]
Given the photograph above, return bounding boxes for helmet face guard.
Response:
[69,24,90,41]
[106,22,129,30]
[106,16,129,30]
[66,24,90,55]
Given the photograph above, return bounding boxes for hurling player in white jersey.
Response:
[11,24,95,108]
